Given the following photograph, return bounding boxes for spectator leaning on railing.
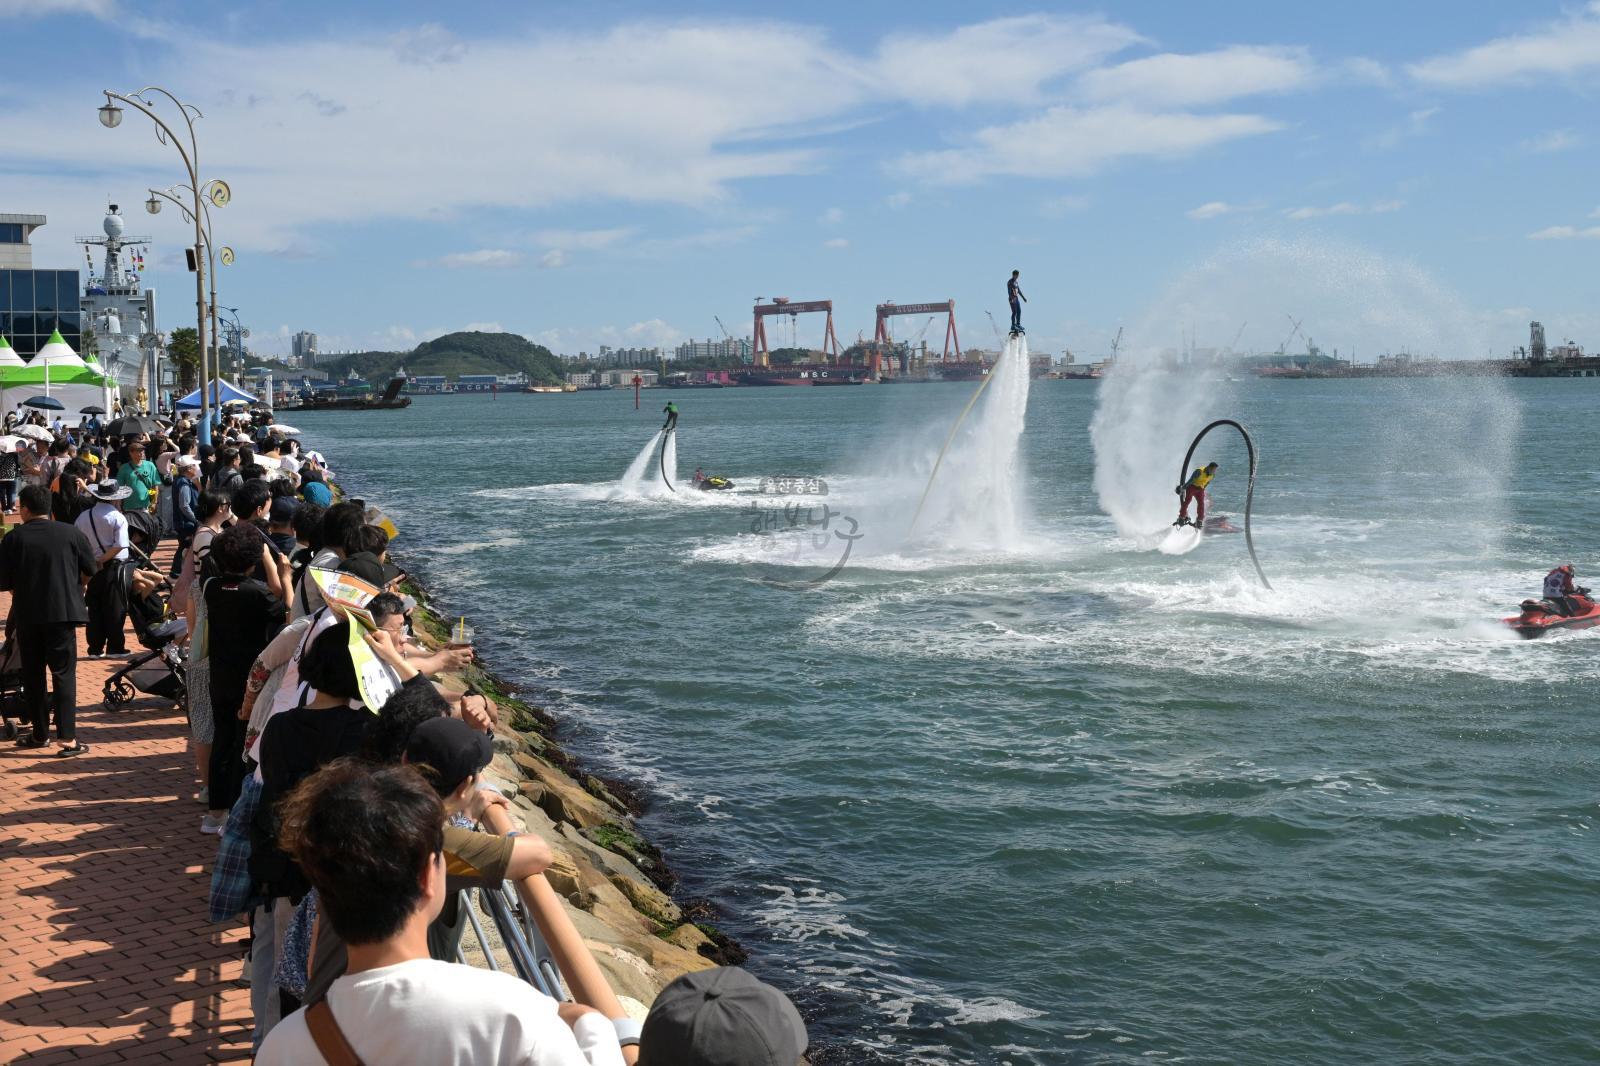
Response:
[256,760,623,1066]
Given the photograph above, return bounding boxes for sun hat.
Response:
[176,455,200,470]
[639,967,807,1066]
[88,479,133,502]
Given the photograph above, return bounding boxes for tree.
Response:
[167,327,200,391]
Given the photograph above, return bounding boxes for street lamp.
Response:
[98,86,229,445]
[147,182,234,381]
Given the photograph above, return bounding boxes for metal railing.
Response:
[456,877,568,1002]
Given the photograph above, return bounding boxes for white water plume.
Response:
[617,429,664,493]
[908,333,1033,551]
[1092,236,1522,551]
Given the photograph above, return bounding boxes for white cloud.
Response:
[622,319,686,347]
[461,321,504,333]
[415,249,523,269]
[885,191,912,210]
[0,0,113,17]
[1284,202,1363,220]
[1522,129,1583,153]
[1528,225,1600,240]
[818,207,844,226]
[1366,106,1439,150]
[1282,200,1404,220]
[895,105,1281,183]
[823,237,849,249]
[876,15,1143,107]
[1592,206,1600,219]
[532,227,635,250]
[538,249,568,269]
[1186,200,1260,220]
[1042,194,1091,217]
[1408,2,1600,88]
[1341,57,1394,88]
[8,19,873,255]
[1079,45,1315,107]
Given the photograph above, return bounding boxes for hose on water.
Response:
[659,429,676,493]
[908,340,1015,536]
[1178,418,1271,590]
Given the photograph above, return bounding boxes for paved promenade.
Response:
[0,541,252,1064]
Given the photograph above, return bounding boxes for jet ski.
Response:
[1203,514,1243,534]
[693,474,734,492]
[1503,590,1600,638]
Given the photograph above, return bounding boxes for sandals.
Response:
[14,733,49,749]
[55,743,89,758]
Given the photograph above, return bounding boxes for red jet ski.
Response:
[1503,590,1600,638]
[1203,514,1243,534]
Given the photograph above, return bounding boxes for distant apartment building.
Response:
[593,345,662,368]
[674,336,751,361]
[291,330,318,365]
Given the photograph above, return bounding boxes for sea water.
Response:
[296,379,1599,1065]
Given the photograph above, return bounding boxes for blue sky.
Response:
[4,1,1599,360]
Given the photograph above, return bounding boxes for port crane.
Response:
[1277,315,1303,357]
[752,297,839,367]
[1228,322,1248,355]
[874,300,961,361]
[1109,326,1123,362]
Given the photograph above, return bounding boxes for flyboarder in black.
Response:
[662,401,679,432]
[1007,270,1026,334]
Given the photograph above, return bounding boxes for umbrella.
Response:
[0,435,26,453]
[105,415,162,437]
[79,405,107,415]
[16,424,53,442]
[22,396,66,411]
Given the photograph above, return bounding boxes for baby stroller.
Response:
[102,512,188,711]
[0,636,25,742]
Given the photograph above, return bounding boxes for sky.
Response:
[4,1,1599,361]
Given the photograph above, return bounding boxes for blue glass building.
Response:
[0,215,82,358]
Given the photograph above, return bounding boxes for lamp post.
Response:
[146,184,235,379]
[99,86,231,445]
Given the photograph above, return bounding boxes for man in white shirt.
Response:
[256,761,622,1066]
[74,479,132,657]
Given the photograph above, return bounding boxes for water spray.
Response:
[908,333,1020,536]
[1178,419,1271,589]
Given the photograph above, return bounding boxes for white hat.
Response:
[176,455,200,470]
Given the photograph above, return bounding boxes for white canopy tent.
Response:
[0,331,115,426]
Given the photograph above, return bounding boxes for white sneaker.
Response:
[195,786,209,805]
[200,813,226,835]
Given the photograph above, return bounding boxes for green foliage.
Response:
[766,346,817,365]
[317,331,567,385]
[167,327,201,391]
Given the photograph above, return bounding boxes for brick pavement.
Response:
[0,535,252,1065]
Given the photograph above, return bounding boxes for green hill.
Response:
[319,331,566,385]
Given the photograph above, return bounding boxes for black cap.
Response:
[405,716,493,795]
[339,550,400,587]
[269,496,300,524]
[639,967,807,1066]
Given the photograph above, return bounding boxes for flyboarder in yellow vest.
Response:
[1176,462,1219,527]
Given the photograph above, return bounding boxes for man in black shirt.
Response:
[0,485,98,754]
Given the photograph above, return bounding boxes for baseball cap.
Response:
[404,716,493,795]
[639,967,807,1066]
[269,496,300,524]
[176,455,200,470]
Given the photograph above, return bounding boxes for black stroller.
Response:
[0,636,25,742]
[102,511,188,710]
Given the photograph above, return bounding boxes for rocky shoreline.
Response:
[388,554,744,1011]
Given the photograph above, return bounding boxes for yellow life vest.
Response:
[1187,467,1214,490]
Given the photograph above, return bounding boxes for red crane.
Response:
[876,301,960,361]
[753,297,839,367]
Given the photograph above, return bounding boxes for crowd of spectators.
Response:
[0,404,810,1065]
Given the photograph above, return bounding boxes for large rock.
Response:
[512,752,627,830]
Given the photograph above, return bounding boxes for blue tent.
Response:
[175,378,259,409]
